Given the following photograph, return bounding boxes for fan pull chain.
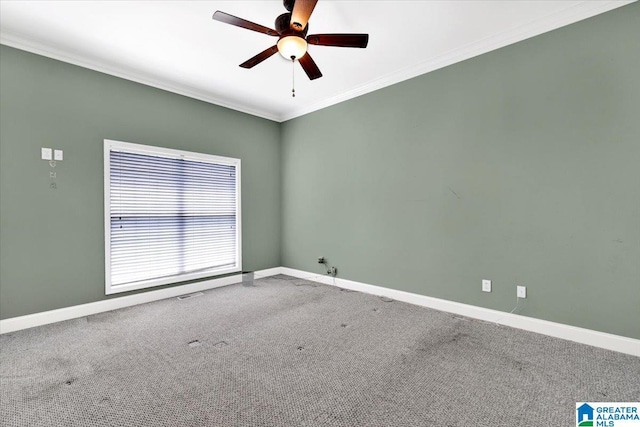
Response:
[291,56,296,98]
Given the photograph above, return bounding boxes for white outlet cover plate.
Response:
[517,286,527,298]
[41,147,52,160]
[54,149,63,161]
[482,279,491,293]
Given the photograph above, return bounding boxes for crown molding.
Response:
[278,0,635,122]
[1,1,634,123]
[0,33,281,122]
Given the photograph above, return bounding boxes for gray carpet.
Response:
[1,275,639,426]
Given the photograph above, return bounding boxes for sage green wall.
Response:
[0,45,281,319]
[281,4,640,339]
[1,5,639,339]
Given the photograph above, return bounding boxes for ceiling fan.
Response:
[212,0,369,81]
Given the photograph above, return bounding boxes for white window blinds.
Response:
[104,140,241,294]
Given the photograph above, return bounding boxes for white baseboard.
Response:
[281,267,640,357]
[3,266,638,357]
[0,268,280,334]
[252,267,282,279]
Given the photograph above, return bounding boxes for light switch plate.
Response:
[54,150,63,161]
[517,286,527,298]
[41,148,52,160]
[482,279,491,293]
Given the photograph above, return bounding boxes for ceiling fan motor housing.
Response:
[275,13,308,37]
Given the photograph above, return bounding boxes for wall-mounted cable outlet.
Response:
[482,279,491,293]
[517,286,526,298]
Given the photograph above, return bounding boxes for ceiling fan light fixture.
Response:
[212,1,368,81]
[277,35,307,60]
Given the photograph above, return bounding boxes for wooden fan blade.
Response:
[298,52,322,80]
[240,45,279,68]
[290,0,318,32]
[213,11,279,36]
[307,34,369,48]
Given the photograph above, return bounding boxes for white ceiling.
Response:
[0,1,632,122]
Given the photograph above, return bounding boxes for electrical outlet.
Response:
[317,257,325,264]
[517,286,526,298]
[54,150,63,161]
[482,279,491,293]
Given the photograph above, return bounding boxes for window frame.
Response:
[103,139,242,295]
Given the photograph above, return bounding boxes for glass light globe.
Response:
[277,36,308,60]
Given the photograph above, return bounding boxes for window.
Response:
[104,140,241,294]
